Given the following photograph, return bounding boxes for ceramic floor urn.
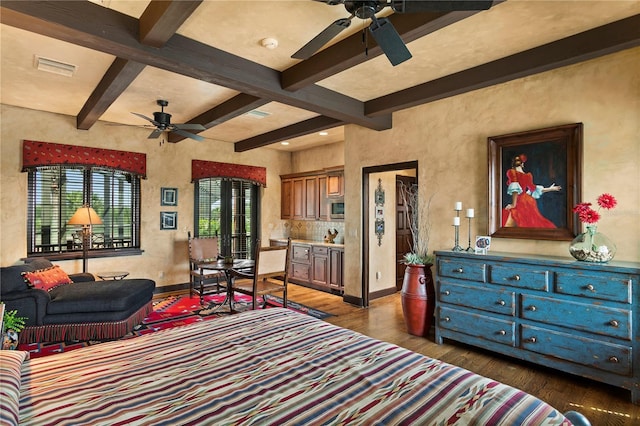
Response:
[401,263,435,337]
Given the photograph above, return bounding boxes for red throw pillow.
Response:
[22,265,73,291]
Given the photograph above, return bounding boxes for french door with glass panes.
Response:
[195,178,259,259]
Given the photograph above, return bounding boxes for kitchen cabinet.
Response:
[280,168,343,221]
[281,179,293,219]
[288,242,343,294]
[435,250,640,405]
[327,173,344,197]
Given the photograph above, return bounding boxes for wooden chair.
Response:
[230,238,291,310]
[188,232,226,304]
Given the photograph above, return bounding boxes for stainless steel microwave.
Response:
[330,200,344,219]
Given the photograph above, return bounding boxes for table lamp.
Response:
[68,205,103,273]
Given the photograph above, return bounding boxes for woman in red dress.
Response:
[502,154,562,228]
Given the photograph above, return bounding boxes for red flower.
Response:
[573,194,616,225]
[597,193,617,210]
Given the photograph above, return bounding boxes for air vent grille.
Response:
[34,56,77,77]
[245,109,270,119]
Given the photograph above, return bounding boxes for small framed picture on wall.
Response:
[160,212,177,230]
[161,187,178,206]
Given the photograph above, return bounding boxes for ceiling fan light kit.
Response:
[132,100,206,142]
[293,0,495,65]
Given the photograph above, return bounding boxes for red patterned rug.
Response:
[18,293,330,358]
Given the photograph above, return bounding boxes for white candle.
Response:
[466,208,474,218]
[453,217,460,226]
[454,201,462,211]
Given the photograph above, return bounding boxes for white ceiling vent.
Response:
[34,56,77,77]
[245,109,270,119]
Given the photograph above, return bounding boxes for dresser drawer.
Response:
[437,258,486,282]
[439,282,515,316]
[439,306,515,346]
[291,262,310,280]
[292,244,311,263]
[489,264,550,292]
[312,245,329,256]
[556,272,632,304]
[521,324,632,376]
[521,294,632,341]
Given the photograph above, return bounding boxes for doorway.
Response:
[362,161,418,307]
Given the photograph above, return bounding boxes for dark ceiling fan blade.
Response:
[148,128,163,139]
[173,123,206,130]
[292,16,354,60]
[391,0,494,13]
[132,112,160,126]
[368,17,412,66]
[172,128,205,142]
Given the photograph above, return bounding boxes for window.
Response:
[27,166,141,257]
[195,178,259,259]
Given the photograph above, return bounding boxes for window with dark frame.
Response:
[27,165,141,257]
[194,178,259,260]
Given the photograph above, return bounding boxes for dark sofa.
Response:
[1,260,155,344]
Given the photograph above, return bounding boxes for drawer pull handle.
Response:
[525,337,537,343]
[453,268,464,273]
[609,320,619,328]
[527,305,537,312]
[498,330,506,335]
[443,317,451,322]
[609,356,619,363]
[586,284,595,292]
[443,290,451,296]
[511,275,521,281]
[497,300,506,306]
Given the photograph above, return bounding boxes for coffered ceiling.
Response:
[1,1,638,152]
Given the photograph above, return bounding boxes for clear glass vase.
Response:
[569,225,616,263]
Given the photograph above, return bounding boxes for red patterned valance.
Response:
[22,140,147,178]
[192,160,266,187]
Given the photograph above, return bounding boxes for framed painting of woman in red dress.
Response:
[488,123,582,241]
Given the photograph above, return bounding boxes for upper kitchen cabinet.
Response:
[281,168,343,221]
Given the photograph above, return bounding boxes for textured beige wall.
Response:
[290,141,344,173]
[344,47,640,299]
[0,105,291,288]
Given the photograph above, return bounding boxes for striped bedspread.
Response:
[14,308,571,425]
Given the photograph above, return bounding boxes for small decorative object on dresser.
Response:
[570,193,617,262]
[435,250,640,405]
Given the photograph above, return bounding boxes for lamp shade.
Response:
[68,206,103,226]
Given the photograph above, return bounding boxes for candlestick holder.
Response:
[452,209,463,251]
[465,217,474,252]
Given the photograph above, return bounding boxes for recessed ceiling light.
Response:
[281,141,290,145]
[319,131,329,136]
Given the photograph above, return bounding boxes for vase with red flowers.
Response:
[569,193,617,262]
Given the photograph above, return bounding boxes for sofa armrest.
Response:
[69,273,96,283]
[1,289,50,326]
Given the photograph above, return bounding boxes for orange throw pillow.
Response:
[22,265,73,291]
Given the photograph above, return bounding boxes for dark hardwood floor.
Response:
[287,284,640,426]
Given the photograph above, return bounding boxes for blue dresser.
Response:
[434,250,640,404]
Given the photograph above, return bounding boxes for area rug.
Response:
[18,293,331,358]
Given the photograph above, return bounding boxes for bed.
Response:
[1,308,588,425]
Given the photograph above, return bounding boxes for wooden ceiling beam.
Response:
[234,116,344,152]
[139,0,203,47]
[281,9,488,92]
[78,0,202,131]
[0,1,391,132]
[77,58,146,130]
[168,93,268,143]
[365,14,640,116]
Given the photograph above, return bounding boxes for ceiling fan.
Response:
[292,0,495,66]
[131,100,206,142]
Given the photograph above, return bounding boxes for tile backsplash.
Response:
[272,220,345,244]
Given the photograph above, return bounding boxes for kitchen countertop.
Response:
[270,238,344,248]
